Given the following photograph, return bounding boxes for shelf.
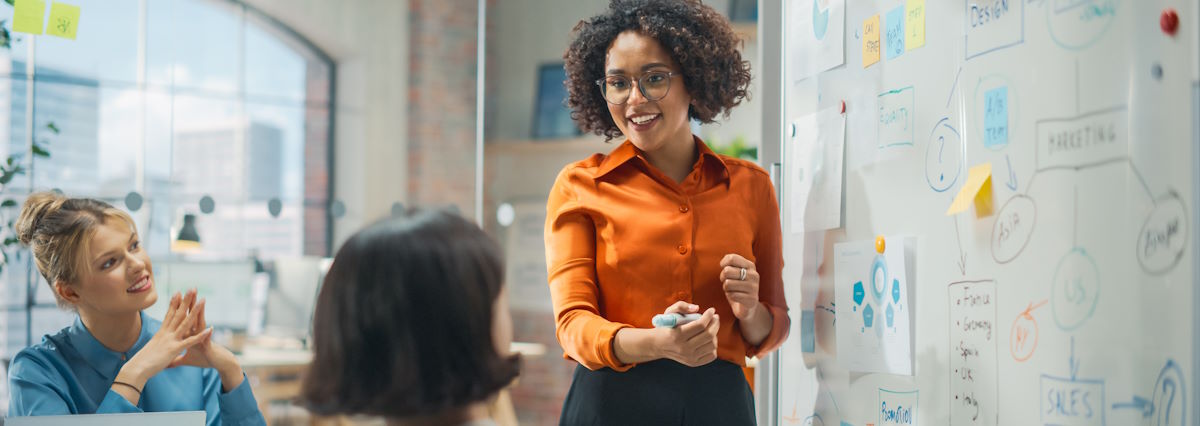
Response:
[731,21,757,43]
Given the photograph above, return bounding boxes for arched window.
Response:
[0,0,333,377]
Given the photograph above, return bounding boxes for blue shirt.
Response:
[6,312,266,426]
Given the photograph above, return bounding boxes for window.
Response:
[0,1,333,412]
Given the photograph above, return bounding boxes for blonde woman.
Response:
[5,192,265,425]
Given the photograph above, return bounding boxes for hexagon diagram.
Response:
[854,281,866,306]
[892,279,901,303]
[863,304,875,328]
[886,304,895,328]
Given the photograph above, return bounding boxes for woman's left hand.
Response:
[169,296,245,391]
[720,254,763,320]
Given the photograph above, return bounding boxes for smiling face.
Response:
[59,218,157,315]
[604,30,694,154]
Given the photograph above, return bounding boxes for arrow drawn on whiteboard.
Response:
[954,216,967,275]
[1111,395,1154,417]
[946,66,964,108]
[1005,155,1017,191]
[1068,336,1080,380]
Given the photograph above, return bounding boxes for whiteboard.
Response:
[773,0,1198,425]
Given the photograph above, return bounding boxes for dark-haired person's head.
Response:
[301,209,519,424]
[564,0,751,142]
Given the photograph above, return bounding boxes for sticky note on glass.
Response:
[46,2,79,40]
[983,86,1009,149]
[905,0,925,50]
[863,14,881,68]
[946,163,994,217]
[885,5,905,60]
[12,0,46,35]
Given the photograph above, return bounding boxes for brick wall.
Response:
[407,0,479,215]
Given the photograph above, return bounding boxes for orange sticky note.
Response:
[12,0,46,35]
[863,14,881,68]
[46,2,79,40]
[946,163,994,217]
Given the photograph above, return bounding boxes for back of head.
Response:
[15,191,136,306]
[301,208,519,418]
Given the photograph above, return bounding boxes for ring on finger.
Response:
[739,267,747,281]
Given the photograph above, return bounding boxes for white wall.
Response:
[242,0,409,248]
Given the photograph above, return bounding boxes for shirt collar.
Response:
[67,311,158,377]
[594,136,730,182]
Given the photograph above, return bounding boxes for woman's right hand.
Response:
[116,289,212,389]
[654,301,720,367]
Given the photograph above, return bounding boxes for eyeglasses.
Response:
[595,71,679,105]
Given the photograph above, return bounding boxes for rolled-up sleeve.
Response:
[745,174,790,358]
[545,167,634,372]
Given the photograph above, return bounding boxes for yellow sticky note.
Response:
[12,0,46,35]
[946,163,994,217]
[862,14,880,68]
[45,2,79,40]
[905,0,926,50]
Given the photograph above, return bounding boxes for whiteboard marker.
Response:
[652,313,702,328]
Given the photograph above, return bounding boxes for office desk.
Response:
[237,343,545,426]
[237,348,312,424]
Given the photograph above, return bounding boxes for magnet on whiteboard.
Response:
[875,235,886,254]
[840,100,847,114]
[1161,8,1179,36]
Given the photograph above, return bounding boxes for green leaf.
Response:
[5,156,12,166]
[4,237,19,246]
[0,171,16,185]
[45,122,59,134]
[32,143,49,158]
[3,0,13,7]
[1,199,16,208]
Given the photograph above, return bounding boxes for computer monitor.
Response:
[6,411,205,426]
[262,256,330,340]
[143,260,257,330]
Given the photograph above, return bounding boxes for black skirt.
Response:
[559,359,756,426]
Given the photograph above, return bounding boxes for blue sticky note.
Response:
[885,6,906,60]
[984,86,1009,148]
[801,310,816,353]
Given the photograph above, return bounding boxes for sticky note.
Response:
[12,0,46,35]
[885,5,905,60]
[946,163,994,217]
[983,86,1008,149]
[906,0,925,50]
[863,14,881,68]
[45,2,79,40]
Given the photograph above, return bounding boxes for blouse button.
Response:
[677,244,688,254]
[679,204,689,213]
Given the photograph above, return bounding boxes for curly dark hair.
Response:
[564,0,752,141]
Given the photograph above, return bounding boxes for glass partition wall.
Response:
[0,0,334,403]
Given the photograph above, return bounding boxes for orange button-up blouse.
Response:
[545,137,790,372]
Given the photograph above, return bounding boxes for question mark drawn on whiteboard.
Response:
[925,117,962,192]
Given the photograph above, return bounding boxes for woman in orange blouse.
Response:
[547,0,789,424]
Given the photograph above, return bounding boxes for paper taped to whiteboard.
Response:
[835,237,914,375]
[788,106,846,233]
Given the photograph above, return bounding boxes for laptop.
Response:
[6,411,205,426]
